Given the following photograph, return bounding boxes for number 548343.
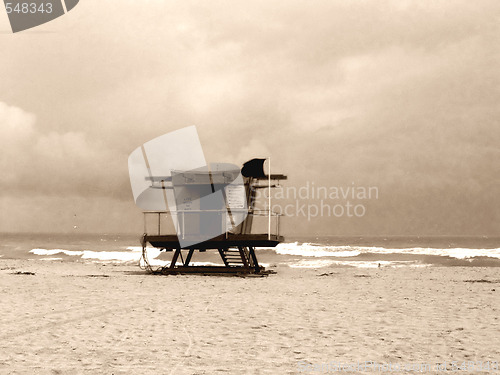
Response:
[5,2,53,14]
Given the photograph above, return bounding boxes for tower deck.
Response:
[145,233,283,250]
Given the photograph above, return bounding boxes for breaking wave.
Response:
[28,241,500,269]
[273,242,500,260]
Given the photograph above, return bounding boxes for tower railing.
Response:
[142,209,282,239]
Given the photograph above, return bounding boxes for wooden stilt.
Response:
[184,249,194,266]
[248,246,260,273]
[170,248,181,268]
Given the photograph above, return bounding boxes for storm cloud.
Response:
[0,0,498,234]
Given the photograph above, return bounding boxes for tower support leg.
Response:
[184,249,194,266]
[248,246,261,273]
[170,248,181,269]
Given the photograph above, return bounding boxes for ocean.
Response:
[1,233,500,269]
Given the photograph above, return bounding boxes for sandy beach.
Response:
[0,259,498,374]
[2,0,499,374]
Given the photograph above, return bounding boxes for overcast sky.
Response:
[0,0,498,236]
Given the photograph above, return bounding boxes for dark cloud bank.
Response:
[0,0,498,235]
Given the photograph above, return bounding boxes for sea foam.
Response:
[273,242,500,260]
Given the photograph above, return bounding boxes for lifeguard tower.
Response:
[139,158,286,275]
